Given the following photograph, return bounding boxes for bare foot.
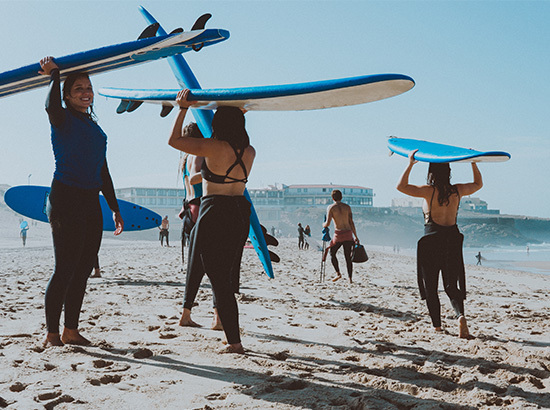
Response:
[458,316,470,339]
[211,309,223,331]
[332,273,342,282]
[219,343,245,354]
[44,333,64,347]
[179,308,202,328]
[434,326,443,332]
[90,269,101,278]
[61,328,91,346]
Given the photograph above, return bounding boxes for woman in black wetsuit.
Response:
[169,89,255,354]
[39,57,124,347]
[397,150,482,338]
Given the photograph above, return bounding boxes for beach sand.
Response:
[1,210,549,409]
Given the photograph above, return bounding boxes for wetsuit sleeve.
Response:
[45,68,65,128]
[101,161,120,213]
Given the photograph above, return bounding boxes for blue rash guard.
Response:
[51,108,107,189]
[45,68,118,211]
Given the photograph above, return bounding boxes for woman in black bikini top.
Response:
[168,89,255,355]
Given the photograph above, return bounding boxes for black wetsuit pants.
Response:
[185,195,250,344]
[330,240,355,280]
[417,225,466,328]
[45,179,102,333]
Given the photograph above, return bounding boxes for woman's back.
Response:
[202,141,255,196]
[423,187,460,226]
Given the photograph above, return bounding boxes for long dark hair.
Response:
[180,122,204,173]
[211,106,249,150]
[62,72,97,122]
[427,163,458,206]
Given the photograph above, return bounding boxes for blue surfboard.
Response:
[388,137,511,163]
[99,73,415,113]
[4,185,161,231]
[0,28,229,99]
[139,6,276,278]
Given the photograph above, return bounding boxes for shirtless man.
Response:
[159,216,170,247]
[322,190,359,283]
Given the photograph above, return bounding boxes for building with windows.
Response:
[115,187,185,217]
[114,183,373,226]
[248,184,374,227]
[391,195,500,216]
[248,184,373,208]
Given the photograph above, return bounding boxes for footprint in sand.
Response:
[205,392,227,401]
[43,394,75,410]
[9,382,27,392]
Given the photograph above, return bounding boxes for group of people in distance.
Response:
[37,56,482,352]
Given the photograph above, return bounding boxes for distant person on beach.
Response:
[397,150,482,338]
[39,56,124,347]
[476,252,482,265]
[20,222,29,246]
[304,225,311,250]
[322,189,359,283]
[177,123,223,331]
[297,223,305,250]
[159,216,170,247]
[169,89,255,354]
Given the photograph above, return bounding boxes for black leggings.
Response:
[186,195,250,344]
[330,240,354,280]
[45,179,103,333]
[423,268,464,328]
[418,225,465,328]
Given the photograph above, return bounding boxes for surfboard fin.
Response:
[191,14,212,31]
[190,13,212,51]
[127,101,143,112]
[169,28,184,35]
[160,105,174,117]
[269,250,280,263]
[138,23,160,40]
[259,224,279,262]
[116,99,131,114]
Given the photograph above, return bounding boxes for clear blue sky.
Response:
[0,1,549,217]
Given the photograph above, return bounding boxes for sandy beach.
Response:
[1,207,549,409]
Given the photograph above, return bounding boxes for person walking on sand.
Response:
[159,216,170,247]
[297,223,305,250]
[169,89,255,354]
[304,225,311,250]
[39,56,124,347]
[177,123,223,331]
[397,150,482,339]
[20,222,29,247]
[322,189,359,283]
[475,252,482,266]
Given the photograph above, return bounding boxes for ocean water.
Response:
[377,243,550,276]
[463,243,550,275]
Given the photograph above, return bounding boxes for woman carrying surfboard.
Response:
[169,89,255,354]
[397,150,482,338]
[39,57,124,347]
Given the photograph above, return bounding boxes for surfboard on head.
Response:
[99,73,415,114]
[4,185,161,232]
[388,137,511,163]
[138,6,285,278]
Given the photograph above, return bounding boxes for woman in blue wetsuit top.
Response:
[397,150,482,339]
[169,89,255,354]
[39,56,124,347]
